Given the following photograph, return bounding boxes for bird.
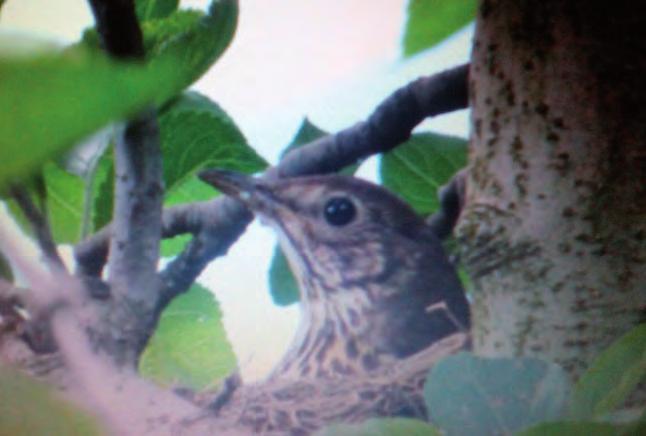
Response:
[191,169,470,435]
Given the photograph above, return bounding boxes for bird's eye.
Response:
[324,197,356,226]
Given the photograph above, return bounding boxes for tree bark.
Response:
[461,0,646,377]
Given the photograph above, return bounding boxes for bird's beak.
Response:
[199,169,290,223]
[198,169,257,202]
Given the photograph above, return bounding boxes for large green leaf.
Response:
[145,0,238,94]
[42,162,85,243]
[1,0,238,188]
[0,366,101,435]
[267,119,329,307]
[160,91,266,200]
[82,0,238,93]
[159,91,266,256]
[380,132,466,215]
[569,323,646,420]
[0,50,175,187]
[402,0,477,58]
[6,162,89,245]
[139,284,237,391]
[316,418,441,436]
[425,352,570,436]
[136,0,179,21]
[141,10,203,56]
[92,91,266,256]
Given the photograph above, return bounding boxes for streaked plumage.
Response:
[193,170,470,435]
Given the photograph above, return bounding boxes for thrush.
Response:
[192,170,471,434]
[199,170,470,381]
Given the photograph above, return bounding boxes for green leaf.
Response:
[0,251,13,282]
[267,118,330,307]
[380,132,467,215]
[316,418,441,436]
[146,0,239,94]
[136,0,178,21]
[402,0,477,57]
[6,162,85,244]
[1,0,238,188]
[280,117,328,158]
[425,352,570,436]
[139,284,237,391]
[158,91,266,256]
[160,91,266,198]
[0,48,178,187]
[268,247,300,306]
[43,162,86,243]
[91,149,115,232]
[93,91,266,256]
[0,366,102,435]
[142,9,204,56]
[569,323,646,420]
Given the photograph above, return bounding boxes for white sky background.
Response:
[2,0,473,380]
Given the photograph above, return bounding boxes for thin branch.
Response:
[276,64,469,178]
[9,185,66,271]
[75,63,470,319]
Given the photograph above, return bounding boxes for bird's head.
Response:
[199,169,433,300]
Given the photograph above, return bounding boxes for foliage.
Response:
[0,366,101,435]
[92,90,268,255]
[0,50,177,187]
[316,417,441,436]
[568,323,646,420]
[3,1,644,434]
[136,0,179,22]
[1,0,244,404]
[139,284,237,391]
[0,0,237,189]
[416,325,646,435]
[402,0,477,57]
[424,352,570,435]
[160,92,266,206]
[380,132,467,215]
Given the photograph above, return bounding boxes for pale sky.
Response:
[1,0,473,380]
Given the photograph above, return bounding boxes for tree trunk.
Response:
[460,0,646,378]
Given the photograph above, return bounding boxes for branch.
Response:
[86,0,164,364]
[75,63,470,318]
[9,185,66,271]
[276,63,469,177]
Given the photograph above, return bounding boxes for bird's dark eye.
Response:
[324,197,356,226]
